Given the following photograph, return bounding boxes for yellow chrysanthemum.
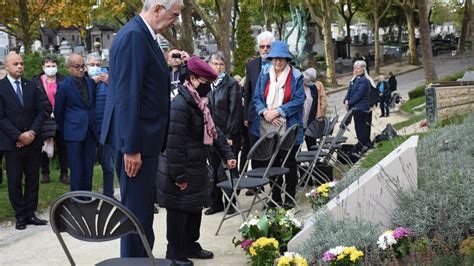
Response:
[316,183,330,194]
[337,253,345,261]
[277,256,292,266]
[350,250,364,262]
[293,256,308,266]
[249,247,257,256]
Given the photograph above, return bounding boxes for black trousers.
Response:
[40,130,68,176]
[5,147,41,221]
[353,110,373,153]
[239,125,250,173]
[166,209,203,260]
[269,145,299,204]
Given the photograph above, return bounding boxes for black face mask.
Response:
[197,83,211,97]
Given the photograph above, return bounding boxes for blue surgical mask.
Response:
[87,66,100,77]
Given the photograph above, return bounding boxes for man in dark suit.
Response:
[54,53,97,193]
[100,0,183,259]
[242,31,274,177]
[0,52,46,230]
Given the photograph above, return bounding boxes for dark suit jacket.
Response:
[243,57,262,123]
[54,76,97,142]
[0,77,45,151]
[101,15,170,157]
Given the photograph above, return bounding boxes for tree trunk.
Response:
[321,0,336,87]
[262,0,272,31]
[178,0,194,54]
[18,0,32,54]
[345,18,352,58]
[405,9,419,65]
[374,18,381,75]
[416,0,437,82]
[457,0,471,54]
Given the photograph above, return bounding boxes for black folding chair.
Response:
[246,124,300,209]
[49,191,172,266]
[215,132,280,235]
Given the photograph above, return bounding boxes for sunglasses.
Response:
[259,45,271,49]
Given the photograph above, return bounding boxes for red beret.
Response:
[187,56,218,82]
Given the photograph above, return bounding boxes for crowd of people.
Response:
[0,0,398,265]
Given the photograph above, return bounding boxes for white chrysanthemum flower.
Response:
[329,181,337,187]
[329,245,345,255]
[283,251,296,259]
[377,231,397,250]
[248,218,259,226]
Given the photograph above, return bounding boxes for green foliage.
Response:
[22,51,68,80]
[400,96,425,114]
[391,113,474,252]
[408,85,426,100]
[233,2,255,77]
[298,211,380,262]
[361,136,410,168]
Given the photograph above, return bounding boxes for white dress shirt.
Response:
[7,74,23,94]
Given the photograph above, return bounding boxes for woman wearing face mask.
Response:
[156,56,237,265]
[302,67,327,148]
[32,56,69,184]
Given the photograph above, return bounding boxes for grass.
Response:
[0,162,115,222]
[360,136,410,169]
[393,114,426,130]
[400,96,425,114]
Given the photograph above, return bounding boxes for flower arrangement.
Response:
[322,246,364,265]
[306,181,337,209]
[248,237,279,266]
[377,227,413,259]
[234,208,303,255]
[276,252,308,266]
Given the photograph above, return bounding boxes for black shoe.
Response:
[153,205,159,214]
[187,249,214,259]
[15,219,26,230]
[171,258,194,265]
[283,202,295,210]
[245,190,255,196]
[204,207,224,215]
[40,174,50,184]
[26,216,48,226]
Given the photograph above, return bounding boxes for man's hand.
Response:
[180,51,190,61]
[97,73,109,84]
[124,153,142,177]
[227,139,233,146]
[244,120,248,127]
[344,100,349,111]
[18,131,35,146]
[227,159,237,169]
[175,182,188,190]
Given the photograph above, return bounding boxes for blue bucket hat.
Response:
[267,41,293,61]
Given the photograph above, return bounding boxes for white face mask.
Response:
[87,66,101,77]
[44,66,58,77]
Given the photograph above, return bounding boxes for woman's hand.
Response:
[264,109,280,122]
[227,159,237,169]
[271,117,284,126]
[175,182,188,190]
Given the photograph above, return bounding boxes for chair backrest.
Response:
[246,131,280,162]
[304,117,329,139]
[339,108,355,129]
[50,191,155,264]
[278,124,299,152]
[327,115,340,135]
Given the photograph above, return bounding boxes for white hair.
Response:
[256,31,275,45]
[142,0,183,11]
[86,53,101,63]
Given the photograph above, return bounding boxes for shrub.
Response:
[23,51,68,80]
[408,85,426,100]
[391,113,474,252]
[297,211,380,263]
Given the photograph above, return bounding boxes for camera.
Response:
[171,53,181,59]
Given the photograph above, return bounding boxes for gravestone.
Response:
[288,136,419,252]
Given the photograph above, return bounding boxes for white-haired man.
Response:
[241,31,275,186]
[100,0,184,259]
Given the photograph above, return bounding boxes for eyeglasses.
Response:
[259,45,271,49]
[210,62,225,67]
[87,63,101,67]
[69,64,86,70]
[161,5,180,20]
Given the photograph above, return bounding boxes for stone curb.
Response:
[326,65,424,96]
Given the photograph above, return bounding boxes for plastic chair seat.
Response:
[245,167,289,178]
[297,150,328,158]
[217,177,269,189]
[97,258,173,266]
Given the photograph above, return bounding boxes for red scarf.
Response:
[264,67,292,104]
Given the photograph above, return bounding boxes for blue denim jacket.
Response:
[250,66,305,144]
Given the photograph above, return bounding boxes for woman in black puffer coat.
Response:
[156,56,236,264]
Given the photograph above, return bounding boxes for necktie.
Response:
[14,80,23,107]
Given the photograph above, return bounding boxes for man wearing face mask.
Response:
[86,53,117,199]
[32,56,68,185]
[54,53,97,193]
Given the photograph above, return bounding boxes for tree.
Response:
[395,0,419,65]
[416,0,437,82]
[457,0,471,54]
[305,0,337,88]
[336,0,362,58]
[365,0,392,75]
[271,0,292,39]
[233,1,256,76]
[0,0,50,54]
[190,0,234,69]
